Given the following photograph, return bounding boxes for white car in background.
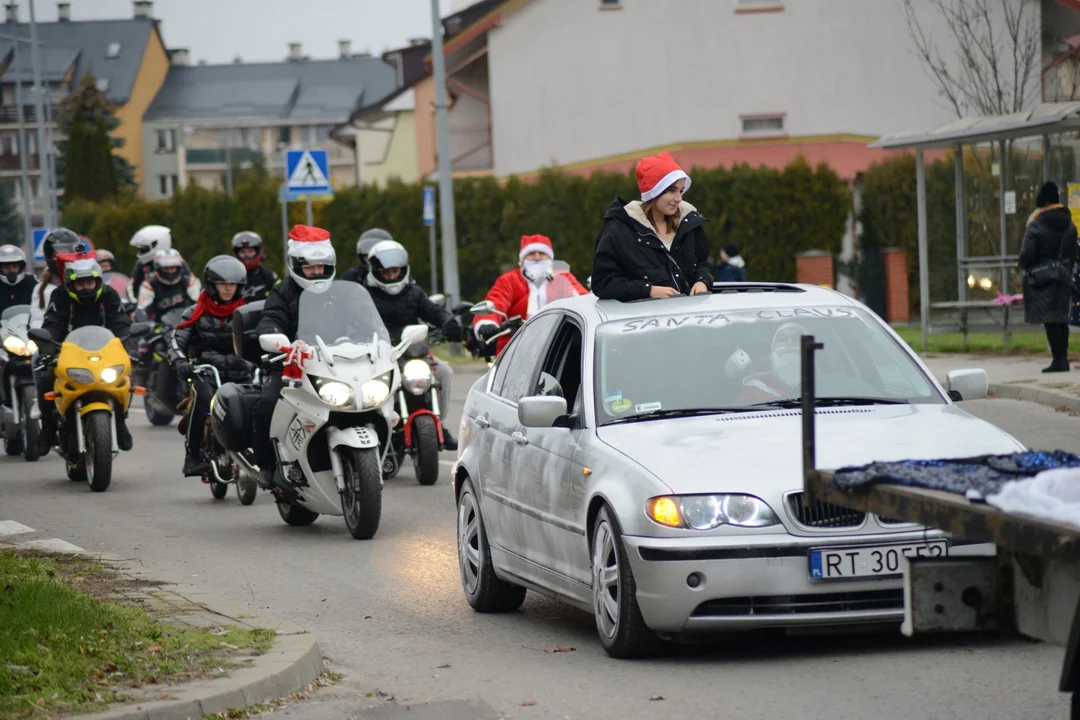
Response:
[452,284,1016,657]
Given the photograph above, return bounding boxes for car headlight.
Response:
[318,380,353,407]
[67,368,94,384]
[360,373,392,408]
[646,494,780,530]
[100,365,125,384]
[402,358,433,395]
[2,335,33,357]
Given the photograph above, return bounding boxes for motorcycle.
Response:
[384,301,472,486]
[0,305,41,461]
[187,363,259,505]
[28,322,151,491]
[136,306,187,426]
[212,282,424,539]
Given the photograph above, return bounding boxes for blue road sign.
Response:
[285,149,333,201]
[423,186,435,226]
[32,227,52,263]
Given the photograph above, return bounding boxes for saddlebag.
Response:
[210,381,261,451]
[232,301,265,364]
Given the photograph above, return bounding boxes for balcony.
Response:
[0,104,65,125]
[185,147,264,166]
[0,154,40,170]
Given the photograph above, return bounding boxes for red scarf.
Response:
[176,291,245,329]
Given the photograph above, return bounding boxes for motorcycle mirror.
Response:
[451,302,472,315]
[399,324,428,347]
[429,293,446,306]
[259,333,290,352]
[28,327,54,347]
[129,322,154,338]
[469,300,496,315]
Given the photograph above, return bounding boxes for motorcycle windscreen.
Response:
[103,272,130,298]
[297,280,392,347]
[1,304,31,335]
[547,272,583,302]
[65,325,115,351]
[159,307,187,327]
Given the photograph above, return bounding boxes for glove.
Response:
[477,323,498,342]
[174,360,193,383]
[443,320,463,343]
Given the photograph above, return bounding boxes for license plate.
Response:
[809,541,948,581]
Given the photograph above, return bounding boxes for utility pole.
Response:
[429,0,460,308]
[27,0,53,229]
[8,26,32,259]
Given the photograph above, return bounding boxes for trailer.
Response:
[799,335,1080,716]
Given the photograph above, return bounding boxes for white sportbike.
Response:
[256,281,427,539]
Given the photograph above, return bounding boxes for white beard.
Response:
[772,350,801,388]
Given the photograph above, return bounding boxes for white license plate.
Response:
[809,541,948,581]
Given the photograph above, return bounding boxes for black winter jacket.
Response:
[591,198,713,301]
[243,265,279,301]
[1019,206,1078,325]
[340,264,367,286]
[256,276,304,342]
[41,285,131,345]
[0,275,36,314]
[168,306,251,382]
[367,283,454,345]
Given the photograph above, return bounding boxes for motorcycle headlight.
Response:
[646,494,780,530]
[2,335,31,357]
[67,368,94,384]
[318,380,353,407]
[100,365,125,384]
[402,358,433,395]
[361,372,394,408]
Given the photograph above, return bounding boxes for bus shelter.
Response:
[869,102,1080,351]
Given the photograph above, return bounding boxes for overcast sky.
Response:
[21,0,457,64]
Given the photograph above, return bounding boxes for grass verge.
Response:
[891,327,1080,355]
[0,550,275,720]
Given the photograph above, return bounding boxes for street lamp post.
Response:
[429,0,460,309]
[27,0,54,229]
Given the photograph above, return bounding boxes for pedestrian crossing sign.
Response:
[285,149,333,200]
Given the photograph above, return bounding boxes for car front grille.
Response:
[786,492,866,529]
[691,589,904,617]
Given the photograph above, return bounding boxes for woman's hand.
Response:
[649,285,681,299]
[690,281,709,296]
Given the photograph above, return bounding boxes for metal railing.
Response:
[0,104,64,125]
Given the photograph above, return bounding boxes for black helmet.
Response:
[356,228,392,266]
[62,255,104,306]
[42,228,87,275]
[231,231,264,271]
[203,255,248,304]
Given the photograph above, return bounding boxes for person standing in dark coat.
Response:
[715,243,747,283]
[591,151,712,301]
[1018,182,1078,373]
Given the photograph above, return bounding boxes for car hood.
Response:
[595,404,1025,495]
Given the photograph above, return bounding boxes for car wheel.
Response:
[592,506,659,658]
[457,477,526,612]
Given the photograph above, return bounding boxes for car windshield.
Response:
[594,306,942,425]
[65,325,115,351]
[297,280,391,347]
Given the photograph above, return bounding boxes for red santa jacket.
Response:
[473,268,587,356]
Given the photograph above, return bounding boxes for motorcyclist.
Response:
[231,231,279,300]
[365,239,461,449]
[472,235,587,357]
[95,249,115,273]
[0,244,35,314]
[169,255,251,477]
[30,229,88,329]
[36,253,134,456]
[127,225,173,303]
[340,227,392,285]
[135,248,201,322]
[252,224,337,490]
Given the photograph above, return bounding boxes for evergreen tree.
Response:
[57,74,136,195]
[63,106,118,203]
[61,106,91,201]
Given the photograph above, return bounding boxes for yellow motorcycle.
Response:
[30,324,150,491]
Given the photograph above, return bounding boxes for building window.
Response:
[735,0,784,12]
[279,126,292,145]
[96,77,110,92]
[106,42,121,58]
[156,128,175,152]
[309,124,331,144]
[740,114,786,136]
[158,174,178,197]
[30,177,40,198]
[0,132,17,155]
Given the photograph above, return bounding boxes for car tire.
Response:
[457,477,526,612]
[592,505,660,658]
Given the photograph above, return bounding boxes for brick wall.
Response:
[882,249,909,322]
[795,251,834,289]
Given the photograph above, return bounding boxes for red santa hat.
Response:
[636,151,691,202]
[519,234,554,262]
[287,224,333,256]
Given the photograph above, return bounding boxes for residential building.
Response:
[0,0,169,222]
[141,42,396,200]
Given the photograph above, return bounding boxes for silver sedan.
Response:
[451,284,1019,657]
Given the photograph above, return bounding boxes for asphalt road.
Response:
[2,378,1075,720]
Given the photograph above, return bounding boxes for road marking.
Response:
[18,538,84,554]
[0,520,34,538]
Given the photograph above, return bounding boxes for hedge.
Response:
[63,157,851,302]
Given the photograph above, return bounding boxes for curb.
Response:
[4,545,325,720]
[988,382,1080,413]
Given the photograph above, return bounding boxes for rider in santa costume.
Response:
[472,235,587,356]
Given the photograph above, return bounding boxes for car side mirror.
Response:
[429,293,446,306]
[259,333,290,352]
[518,395,568,428]
[470,300,496,315]
[946,368,988,402]
[129,322,154,338]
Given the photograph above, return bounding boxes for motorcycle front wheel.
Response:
[341,447,382,540]
[277,501,318,526]
[412,414,440,486]
[83,410,114,492]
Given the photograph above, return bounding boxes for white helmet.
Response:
[0,243,27,286]
[286,225,336,294]
[130,225,172,264]
[366,240,410,296]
